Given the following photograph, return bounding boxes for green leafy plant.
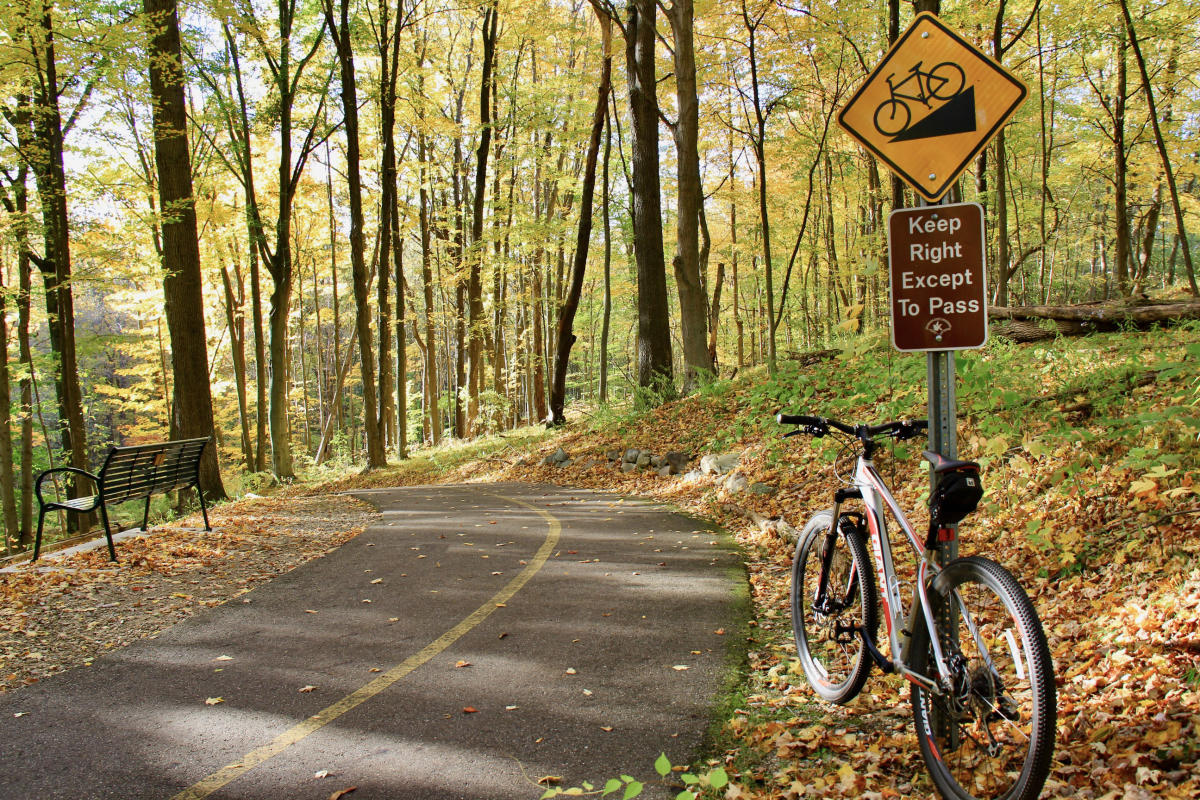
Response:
[539,753,728,800]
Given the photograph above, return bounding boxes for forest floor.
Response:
[2,326,1198,799]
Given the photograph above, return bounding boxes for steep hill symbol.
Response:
[892,87,977,142]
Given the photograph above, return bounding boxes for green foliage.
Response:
[539,754,728,800]
[633,375,678,411]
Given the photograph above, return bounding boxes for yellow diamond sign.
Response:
[838,13,1028,202]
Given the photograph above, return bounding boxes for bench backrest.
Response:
[97,437,209,505]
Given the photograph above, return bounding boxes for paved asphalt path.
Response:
[0,483,743,800]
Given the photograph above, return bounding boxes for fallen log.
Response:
[988,301,1200,341]
[990,301,1200,324]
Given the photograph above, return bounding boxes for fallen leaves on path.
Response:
[0,495,373,693]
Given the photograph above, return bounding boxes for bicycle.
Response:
[776,413,1056,800]
[873,60,966,137]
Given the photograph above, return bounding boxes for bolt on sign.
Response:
[888,202,987,352]
[837,12,1028,201]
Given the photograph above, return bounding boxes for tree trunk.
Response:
[18,247,34,544]
[221,262,254,469]
[325,0,384,468]
[214,23,272,473]
[549,11,610,425]
[417,127,441,444]
[27,4,90,524]
[144,0,227,500]
[1112,28,1131,297]
[378,0,408,457]
[0,166,34,547]
[990,301,1200,322]
[666,0,710,390]
[742,1,775,375]
[229,30,271,473]
[0,250,17,552]
[1119,0,1198,296]
[599,104,612,404]
[468,2,498,430]
[623,0,673,395]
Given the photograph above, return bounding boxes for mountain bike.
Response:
[873,60,966,136]
[776,413,1055,800]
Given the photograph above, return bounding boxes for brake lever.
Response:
[782,430,802,439]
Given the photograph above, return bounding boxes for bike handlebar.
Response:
[776,413,928,442]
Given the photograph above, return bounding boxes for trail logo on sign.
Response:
[838,13,1027,201]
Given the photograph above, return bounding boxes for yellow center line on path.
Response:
[170,491,561,800]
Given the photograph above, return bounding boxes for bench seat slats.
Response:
[45,496,101,513]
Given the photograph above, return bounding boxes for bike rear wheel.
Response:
[791,510,878,704]
[873,98,911,136]
[910,556,1056,800]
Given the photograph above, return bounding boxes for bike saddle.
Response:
[922,451,980,474]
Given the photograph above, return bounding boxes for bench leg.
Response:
[32,507,47,562]
[196,486,211,531]
[143,496,152,533]
[99,503,117,561]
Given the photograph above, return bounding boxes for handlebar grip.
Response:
[776,413,822,427]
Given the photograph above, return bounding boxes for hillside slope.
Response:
[340,326,1200,799]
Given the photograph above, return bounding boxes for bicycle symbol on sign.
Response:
[873,61,966,137]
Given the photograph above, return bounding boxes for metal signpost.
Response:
[837,14,1028,706]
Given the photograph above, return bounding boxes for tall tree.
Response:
[1119,0,1198,297]
[230,0,330,479]
[376,0,414,457]
[414,32,442,445]
[606,0,673,396]
[740,0,776,375]
[143,0,227,500]
[13,1,91,520]
[549,8,611,425]
[0,165,36,546]
[664,0,711,390]
[598,102,612,403]
[0,247,16,552]
[324,0,385,469]
[467,0,498,430]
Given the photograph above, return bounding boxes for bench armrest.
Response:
[35,466,100,505]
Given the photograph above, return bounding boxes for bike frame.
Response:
[886,62,935,105]
[826,452,952,694]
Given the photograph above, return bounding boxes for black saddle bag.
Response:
[930,467,983,526]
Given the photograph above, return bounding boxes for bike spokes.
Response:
[912,558,1054,800]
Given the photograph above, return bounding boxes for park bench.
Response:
[33,437,212,562]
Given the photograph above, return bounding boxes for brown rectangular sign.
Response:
[888,202,987,352]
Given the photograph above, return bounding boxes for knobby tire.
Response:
[909,556,1056,800]
[792,510,878,704]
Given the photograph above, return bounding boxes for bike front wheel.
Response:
[791,510,878,704]
[910,556,1056,800]
[928,61,967,100]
